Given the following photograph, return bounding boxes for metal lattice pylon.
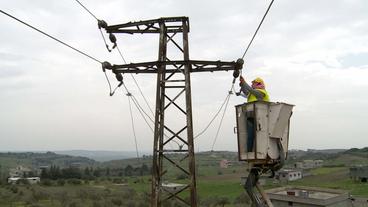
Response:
[103,17,242,206]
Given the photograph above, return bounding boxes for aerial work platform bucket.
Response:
[235,101,294,167]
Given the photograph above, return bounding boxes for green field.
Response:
[2,149,368,206]
[2,166,368,206]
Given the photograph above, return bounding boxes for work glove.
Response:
[239,76,245,86]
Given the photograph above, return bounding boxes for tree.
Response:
[84,167,91,176]
[106,167,110,176]
[124,165,133,176]
[40,168,49,179]
[141,164,149,175]
[93,168,101,177]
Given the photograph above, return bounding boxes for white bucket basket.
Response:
[235,102,294,164]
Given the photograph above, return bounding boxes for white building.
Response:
[267,186,351,207]
[161,182,186,194]
[276,169,302,182]
[8,177,40,184]
[295,160,324,169]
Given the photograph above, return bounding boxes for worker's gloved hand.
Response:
[239,76,245,86]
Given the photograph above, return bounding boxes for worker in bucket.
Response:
[238,76,270,152]
[238,76,270,102]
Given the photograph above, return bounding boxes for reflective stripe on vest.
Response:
[247,89,270,102]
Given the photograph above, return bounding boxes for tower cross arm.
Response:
[105,17,189,34]
[105,60,243,74]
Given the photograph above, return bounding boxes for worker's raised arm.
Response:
[239,76,264,100]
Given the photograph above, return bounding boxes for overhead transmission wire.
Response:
[241,0,275,60]
[74,0,180,149]
[205,0,275,148]
[127,93,140,160]
[209,84,234,151]
[74,0,147,156]
[0,9,101,64]
[75,0,154,117]
[194,85,234,140]
[116,46,155,116]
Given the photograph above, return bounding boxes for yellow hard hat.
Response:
[252,77,264,84]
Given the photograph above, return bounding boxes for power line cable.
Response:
[74,0,156,118]
[121,85,180,148]
[127,94,140,160]
[116,45,155,116]
[0,9,101,64]
[211,89,232,151]
[241,0,275,59]
[194,84,234,140]
[194,91,231,140]
[74,0,99,21]
[73,1,163,148]
[74,0,115,52]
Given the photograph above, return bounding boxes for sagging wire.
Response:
[76,0,183,148]
[194,87,233,140]
[75,0,155,121]
[121,83,181,148]
[127,92,140,160]
[116,45,155,116]
[211,85,234,151]
[194,59,241,140]
[0,9,102,64]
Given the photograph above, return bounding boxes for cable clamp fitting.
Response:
[97,20,108,29]
[101,61,113,72]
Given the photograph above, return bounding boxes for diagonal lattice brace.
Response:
[163,154,190,175]
[164,91,186,115]
[164,126,187,146]
[166,33,184,52]
[162,185,190,205]
[164,126,188,146]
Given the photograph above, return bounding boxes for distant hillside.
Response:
[287,147,368,167]
[101,150,239,169]
[343,147,368,157]
[55,150,148,162]
[0,152,97,171]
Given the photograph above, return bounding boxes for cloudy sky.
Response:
[0,0,367,153]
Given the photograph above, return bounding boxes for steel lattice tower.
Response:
[103,16,242,206]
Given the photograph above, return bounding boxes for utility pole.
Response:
[102,16,243,206]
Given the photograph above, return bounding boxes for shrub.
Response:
[57,179,66,186]
[41,179,53,186]
[111,198,123,206]
[176,173,188,180]
[67,179,82,185]
[10,186,18,193]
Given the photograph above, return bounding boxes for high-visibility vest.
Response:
[247,89,270,102]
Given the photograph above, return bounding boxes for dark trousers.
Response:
[247,118,255,152]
